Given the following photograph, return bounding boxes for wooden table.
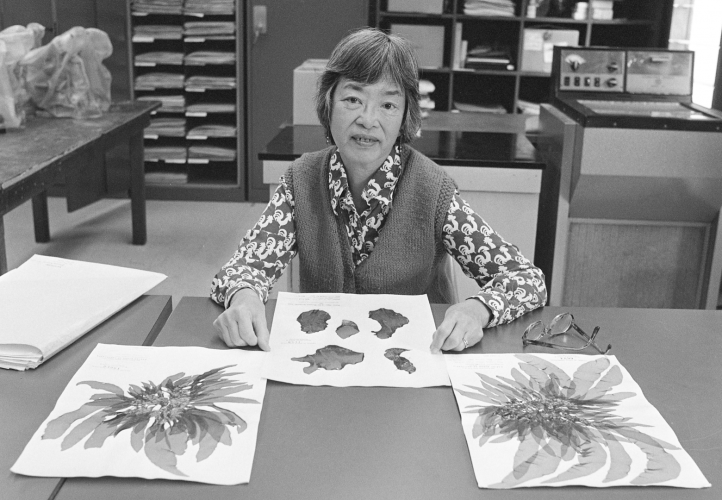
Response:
[53,298,722,500]
[0,101,159,274]
[1,295,172,500]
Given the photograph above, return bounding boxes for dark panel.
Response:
[95,0,132,102]
[55,0,95,33]
[0,0,53,42]
[248,0,369,202]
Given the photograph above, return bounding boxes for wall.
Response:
[247,0,369,202]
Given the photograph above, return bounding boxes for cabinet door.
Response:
[247,0,368,202]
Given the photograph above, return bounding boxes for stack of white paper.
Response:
[0,255,166,370]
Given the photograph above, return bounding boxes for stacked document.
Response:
[0,255,166,371]
[145,171,187,184]
[184,0,234,15]
[133,25,183,40]
[188,145,236,161]
[146,117,187,137]
[187,124,236,138]
[186,102,235,114]
[185,76,236,90]
[464,0,515,16]
[137,94,185,113]
[132,0,183,15]
[135,51,184,66]
[183,21,235,37]
[184,51,236,65]
[145,146,187,162]
[135,72,185,90]
[454,100,508,114]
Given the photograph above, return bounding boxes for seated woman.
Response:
[211,28,546,353]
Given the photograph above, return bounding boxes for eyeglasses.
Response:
[522,313,611,355]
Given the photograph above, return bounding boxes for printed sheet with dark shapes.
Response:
[261,292,450,387]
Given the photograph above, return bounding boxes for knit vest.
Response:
[285,146,458,304]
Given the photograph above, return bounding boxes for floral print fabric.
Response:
[329,145,403,265]
[211,148,546,328]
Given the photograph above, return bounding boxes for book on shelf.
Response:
[464,45,514,70]
[453,23,463,70]
[463,0,515,17]
[454,101,508,114]
[145,171,188,184]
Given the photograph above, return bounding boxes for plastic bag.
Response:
[20,27,112,119]
[0,23,44,128]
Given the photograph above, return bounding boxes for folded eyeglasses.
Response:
[522,312,611,355]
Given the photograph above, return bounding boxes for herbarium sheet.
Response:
[12,344,267,485]
[445,353,710,489]
[262,292,449,387]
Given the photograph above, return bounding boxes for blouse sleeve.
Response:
[442,190,547,328]
[210,177,297,308]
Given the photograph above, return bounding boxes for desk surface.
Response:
[55,298,722,500]
[0,101,158,191]
[259,123,543,169]
[1,295,172,500]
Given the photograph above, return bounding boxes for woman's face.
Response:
[330,77,405,175]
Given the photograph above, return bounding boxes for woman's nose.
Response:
[356,105,378,128]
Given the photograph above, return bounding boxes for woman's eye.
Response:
[383,103,397,110]
[344,97,361,105]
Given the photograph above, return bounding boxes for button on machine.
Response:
[558,48,626,92]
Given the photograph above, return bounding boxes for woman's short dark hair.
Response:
[315,27,421,145]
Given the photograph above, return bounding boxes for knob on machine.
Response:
[557,48,626,92]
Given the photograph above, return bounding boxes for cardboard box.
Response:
[293,59,327,125]
[391,24,445,69]
[521,29,579,74]
[388,0,443,14]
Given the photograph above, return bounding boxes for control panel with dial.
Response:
[558,48,626,93]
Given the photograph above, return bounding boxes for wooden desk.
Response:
[0,101,160,274]
[55,298,722,499]
[1,295,172,500]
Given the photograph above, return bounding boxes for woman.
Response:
[211,28,546,352]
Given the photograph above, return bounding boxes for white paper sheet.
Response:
[445,353,711,489]
[0,255,166,370]
[261,292,449,387]
[12,344,268,485]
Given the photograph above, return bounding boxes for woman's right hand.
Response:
[212,288,271,351]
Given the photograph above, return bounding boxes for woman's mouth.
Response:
[353,136,378,145]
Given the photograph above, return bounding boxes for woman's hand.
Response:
[430,299,491,353]
[213,288,271,351]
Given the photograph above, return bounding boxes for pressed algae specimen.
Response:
[42,366,259,476]
[456,354,681,488]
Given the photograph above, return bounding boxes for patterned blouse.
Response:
[211,146,547,328]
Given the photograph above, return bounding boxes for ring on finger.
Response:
[462,337,469,349]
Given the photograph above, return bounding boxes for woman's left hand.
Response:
[430,299,491,353]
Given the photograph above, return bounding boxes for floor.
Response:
[3,197,267,307]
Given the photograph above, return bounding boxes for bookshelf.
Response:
[370,0,674,115]
[128,0,245,200]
